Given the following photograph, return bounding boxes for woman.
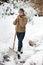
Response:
[13,8,28,59]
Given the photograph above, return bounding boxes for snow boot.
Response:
[17,52,21,59]
[20,48,23,54]
[17,54,21,59]
[20,52,23,54]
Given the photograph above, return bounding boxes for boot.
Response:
[20,48,23,54]
[17,52,21,59]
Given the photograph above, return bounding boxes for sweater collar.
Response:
[19,14,26,18]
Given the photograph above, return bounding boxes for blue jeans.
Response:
[17,32,25,52]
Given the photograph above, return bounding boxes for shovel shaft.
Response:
[13,31,16,49]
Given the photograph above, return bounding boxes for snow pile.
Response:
[23,17,43,65]
[0,3,14,16]
[26,16,43,42]
[23,51,43,65]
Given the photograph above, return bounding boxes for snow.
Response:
[23,17,43,65]
[0,1,43,65]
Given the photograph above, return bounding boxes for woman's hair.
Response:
[19,8,24,12]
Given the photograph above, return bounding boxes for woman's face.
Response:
[19,11,24,16]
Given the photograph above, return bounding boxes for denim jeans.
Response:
[16,32,25,52]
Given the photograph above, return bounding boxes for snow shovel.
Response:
[8,31,17,56]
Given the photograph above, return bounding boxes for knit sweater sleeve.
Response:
[13,16,19,25]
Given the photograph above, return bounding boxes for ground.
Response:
[0,1,43,65]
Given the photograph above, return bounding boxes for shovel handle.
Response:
[13,31,16,49]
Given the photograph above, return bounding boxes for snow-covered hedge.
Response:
[0,1,39,21]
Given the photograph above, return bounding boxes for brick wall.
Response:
[31,0,43,4]
[38,5,43,16]
[31,0,43,16]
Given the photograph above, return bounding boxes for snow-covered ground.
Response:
[0,1,43,65]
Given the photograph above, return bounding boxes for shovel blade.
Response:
[7,47,17,56]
